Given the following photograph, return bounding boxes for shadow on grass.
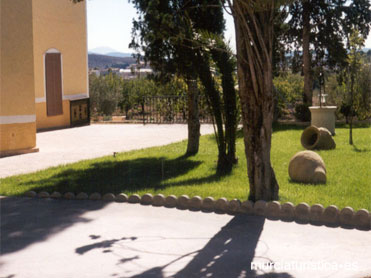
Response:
[238,122,370,138]
[272,123,307,133]
[18,155,225,194]
[237,124,305,139]
[335,122,370,129]
[287,179,326,186]
[352,144,370,153]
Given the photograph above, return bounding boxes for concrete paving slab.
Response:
[1,197,370,278]
[0,124,214,178]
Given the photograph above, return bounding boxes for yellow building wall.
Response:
[0,123,37,152]
[32,0,88,130]
[0,0,36,153]
[35,101,70,130]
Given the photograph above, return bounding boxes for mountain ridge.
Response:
[88,53,136,69]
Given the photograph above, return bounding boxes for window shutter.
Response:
[45,53,63,116]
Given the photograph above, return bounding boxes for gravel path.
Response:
[0,124,214,178]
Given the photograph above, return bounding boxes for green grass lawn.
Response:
[1,124,370,210]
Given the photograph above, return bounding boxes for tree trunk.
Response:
[303,1,313,106]
[186,79,201,155]
[349,73,354,145]
[233,1,279,201]
[223,70,238,164]
[196,52,231,174]
[211,43,238,164]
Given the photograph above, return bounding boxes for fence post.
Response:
[143,97,145,125]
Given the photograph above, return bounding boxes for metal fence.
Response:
[142,95,213,124]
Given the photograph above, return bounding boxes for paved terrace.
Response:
[1,197,370,278]
[0,124,214,178]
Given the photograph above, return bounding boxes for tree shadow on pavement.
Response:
[0,197,107,255]
[129,215,294,278]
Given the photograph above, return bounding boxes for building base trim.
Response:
[0,147,39,158]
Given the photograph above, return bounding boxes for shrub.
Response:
[273,73,304,120]
[89,73,123,117]
[294,103,311,122]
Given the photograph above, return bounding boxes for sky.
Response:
[87,0,370,54]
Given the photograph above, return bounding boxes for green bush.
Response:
[89,73,122,116]
[325,58,371,121]
[294,103,311,122]
[273,73,304,104]
[103,115,112,121]
[273,73,304,119]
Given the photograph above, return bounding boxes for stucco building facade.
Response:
[0,0,88,157]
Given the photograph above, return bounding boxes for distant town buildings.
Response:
[89,62,153,79]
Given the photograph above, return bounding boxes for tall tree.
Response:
[227,0,283,201]
[288,0,371,107]
[130,0,238,172]
[129,0,203,156]
[345,29,365,145]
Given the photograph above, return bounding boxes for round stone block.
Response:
[38,191,50,198]
[115,193,128,203]
[152,194,165,207]
[25,191,37,198]
[289,151,326,184]
[239,200,254,214]
[165,195,177,208]
[50,192,62,199]
[310,204,324,224]
[253,200,267,216]
[201,197,215,212]
[339,207,354,227]
[141,193,153,205]
[128,194,141,204]
[214,198,228,213]
[64,192,75,200]
[189,196,202,211]
[102,193,115,202]
[76,192,88,200]
[227,199,241,214]
[354,209,370,230]
[177,195,190,209]
[295,203,310,223]
[266,201,281,219]
[321,205,339,226]
[89,192,102,201]
[280,202,295,221]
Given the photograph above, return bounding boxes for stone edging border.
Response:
[24,191,371,231]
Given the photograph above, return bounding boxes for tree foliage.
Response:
[273,73,304,119]
[89,72,186,119]
[287,0,371,105]
[130,0,238,173]
[89,72,123,116]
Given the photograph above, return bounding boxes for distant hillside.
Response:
[88,54,136,69]
[106,52,133,58]
[89,46,117,55]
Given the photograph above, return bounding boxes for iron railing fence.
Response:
[141,95,213,124]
